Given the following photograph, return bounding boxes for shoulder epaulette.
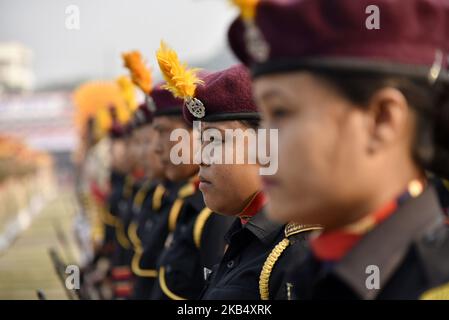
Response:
[193,207,213,249]
[285,222,322,238]
[152,184,166,211]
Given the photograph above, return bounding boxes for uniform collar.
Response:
[244,208,284,245]
[311,201,398,261]
[238,191,267,224]
[333,186,444,300]
[224,208,283,245]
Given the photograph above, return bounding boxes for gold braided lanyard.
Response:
[259,223,322,300]
[129,182,165,277]
[115,175,135,249]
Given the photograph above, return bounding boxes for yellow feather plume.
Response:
[73,80,132,138]
[230,0,260,21]
[122,51,153,94]
[156,41,203,100]
[116,75,137,111]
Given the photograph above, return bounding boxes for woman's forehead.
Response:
[200,120,243,131]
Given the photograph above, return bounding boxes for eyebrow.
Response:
[260,88,284,100]
[201,124,225,133]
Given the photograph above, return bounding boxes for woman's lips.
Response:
[199,175,212,192]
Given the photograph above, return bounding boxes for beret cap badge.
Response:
[145,95,157,113]
[244,20,269,63]
[231,0,269,63]
[185,97,205,119]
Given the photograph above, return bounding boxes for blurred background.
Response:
[0,0,237,299]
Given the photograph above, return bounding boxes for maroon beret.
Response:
[109,122,131,139]
[151,82,184,117]
[228,0,449,81]
[108,106,130,139]
[131,101,153,129]
[183,64,259,123]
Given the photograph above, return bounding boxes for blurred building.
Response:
[0,91,76,185]
[0,43,34,94]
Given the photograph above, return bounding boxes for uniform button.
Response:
[227,260,235,269]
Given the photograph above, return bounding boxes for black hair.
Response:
[239,119,260,130]
[312,70,449,179]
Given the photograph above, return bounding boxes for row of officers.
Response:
[76,0,449,300]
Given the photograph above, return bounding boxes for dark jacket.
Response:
[200,210,285,300]
[130,180,185,299]
[288,186,449,300]
[150,187,233,300]
[111,175,140,267]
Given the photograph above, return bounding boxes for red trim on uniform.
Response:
[111,266,132,281]
[133,168,146,180]
[239,191,267,225]
[311,201,398,261]
[193,177,200,191]
[114,282,133,297]
[90,181,106,203]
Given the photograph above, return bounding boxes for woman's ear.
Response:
[365,87,410,154]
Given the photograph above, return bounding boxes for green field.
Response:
[0,192,79,300]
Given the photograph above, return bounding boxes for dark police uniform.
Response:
[110,175,142,298]
[127,179,162,290]
[111,174,137,268]
[150,184,233,300]
[200,209,284,300]
[285,187,449,300]
[99,170,125,258]
[154,51,296,300]
[227,0,449,301]
[130,179,186,299]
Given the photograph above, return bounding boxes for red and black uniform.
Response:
[200,192,286,300]
[227,0,449,299]
[131,179,190,299]
[150,179,233,300]
[286,186,449,299]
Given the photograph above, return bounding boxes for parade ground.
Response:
[0,191,77,299]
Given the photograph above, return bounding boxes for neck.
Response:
[330,162,424,231]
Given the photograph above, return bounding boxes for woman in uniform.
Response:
[156,42,320,299]
[228,0,449,299]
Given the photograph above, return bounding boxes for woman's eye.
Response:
[271,106,289,119]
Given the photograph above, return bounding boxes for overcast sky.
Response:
[0,0,238,89]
